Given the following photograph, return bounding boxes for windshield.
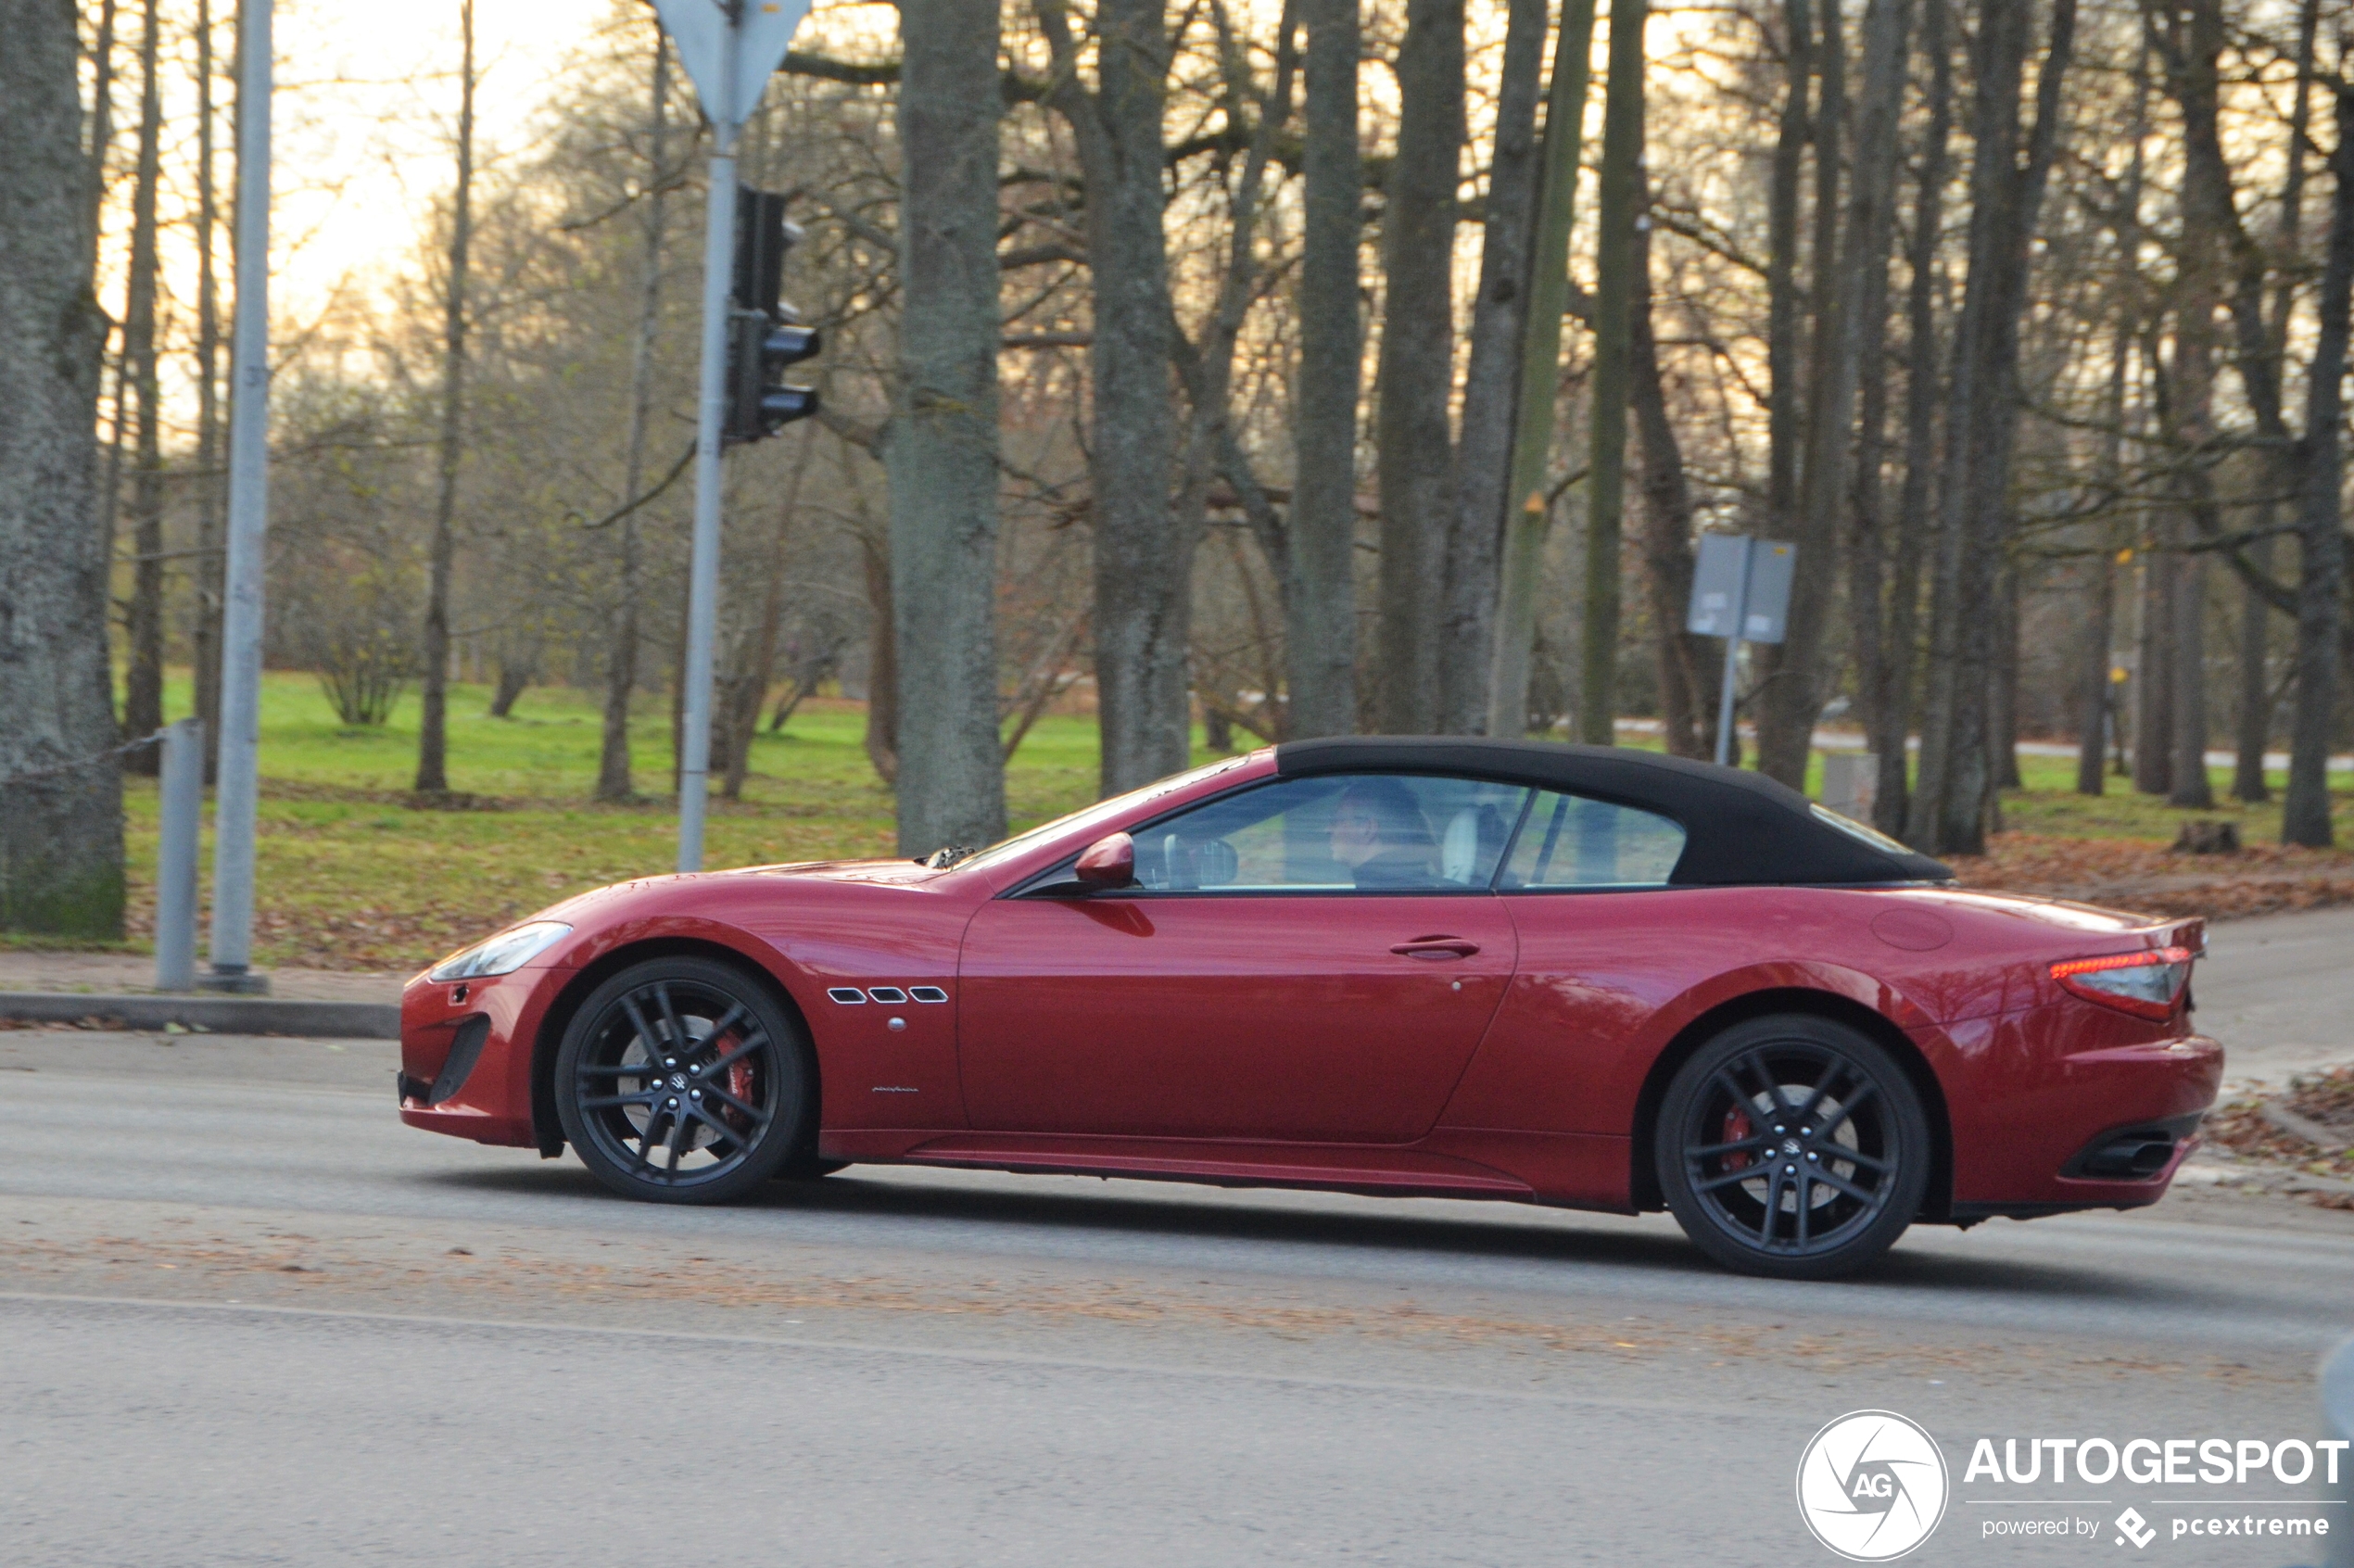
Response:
[954,754,1260,875]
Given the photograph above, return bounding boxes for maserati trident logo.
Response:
[1796,1410,1951,1562]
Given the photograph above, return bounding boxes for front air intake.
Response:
[424,1015,492,1106]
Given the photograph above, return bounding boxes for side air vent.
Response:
[867,987,909,1005]
[425,1015,491,1106]
[908,986,949,1004]
[826,987,867,1005]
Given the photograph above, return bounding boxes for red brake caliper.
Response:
[722,1036,756,1137]
[1721,1106,1754,1172]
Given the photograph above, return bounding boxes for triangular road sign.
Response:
[651,0,812,130]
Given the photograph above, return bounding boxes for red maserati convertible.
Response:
[398,738,2221,1278]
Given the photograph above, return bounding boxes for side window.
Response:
[1130,774,1531,892]
[1500,790,1686,890]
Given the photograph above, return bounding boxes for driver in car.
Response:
[1327,778,1440,890]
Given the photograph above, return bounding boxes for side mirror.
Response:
[1072,832,1135,891]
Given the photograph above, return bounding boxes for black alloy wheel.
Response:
[1656,1015,1930,1280]
[554,956,810,1204]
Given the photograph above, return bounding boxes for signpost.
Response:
[1686,535,1795,768]
[649,0,812,872]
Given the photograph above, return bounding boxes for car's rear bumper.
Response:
[1942,1025,2223,1214]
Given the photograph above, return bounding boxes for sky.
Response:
[265,0,624,317]
[257,0,884,317]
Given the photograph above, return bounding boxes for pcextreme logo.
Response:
[1797,1410,1953,1562]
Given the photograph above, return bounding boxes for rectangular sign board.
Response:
[1686,534,1794,645]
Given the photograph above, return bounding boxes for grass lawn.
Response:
[32,667,2354,972]
[1998,750,2354,843]
[95,670,1146,972]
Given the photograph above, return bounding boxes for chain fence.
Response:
[0,731,165,790]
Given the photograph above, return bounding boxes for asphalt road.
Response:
[3,920,2350,1568]
[2196,904,2354,1085]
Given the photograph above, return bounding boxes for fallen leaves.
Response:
[1948,833,2354,922]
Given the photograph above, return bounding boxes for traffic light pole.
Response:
[649,0,807,871]
[676,36,740,874]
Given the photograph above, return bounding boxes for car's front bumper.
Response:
[396,965,558,1148]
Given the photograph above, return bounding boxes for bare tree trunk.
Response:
[1,0,125,935]
[1489,0,1596,737]
[1373,0,1462,734]
[1630,185,1712,760]
[598,32,671,804]
[2168,273,2222,809]
[2234,0,2317,803]
[1841,0,1916,797]
[120,0,167,770]
[725,436,816,801]
[2281,86,2354,847]
[2077,550,2116,795]
[1872,0,1950,834]
[2080,84,2143,801]
[1170,0,1298,740]
[82,0,120,254]
[883,0,1006,847]
[1286,0,1361,740]
[2133,540,2176,794]
[2079,360,2133,804]
[1763,0,1811,574]
[2231,537,2272,799]
[1434,0,1548,735]
[1038,0,1188,793]
[1992,556,2023,789]
[1754,0,1849,785]
[488,653,534,719]
[193,0,224,781]
[83,0,125,738]
[2169,550,2214,806]
[860,527,899,788]
[1905,0,2074,854]
[415,0,475,795]
[1574,0,1649,746]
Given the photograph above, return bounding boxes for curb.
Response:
[0,993,398,1040]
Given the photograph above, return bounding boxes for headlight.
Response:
[427,921,572,982]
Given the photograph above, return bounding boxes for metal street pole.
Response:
[649,0,805,872]
[1713,536,1753,769]
[154,719,204,992]
[205,0,272,993]
[675,15,739,873]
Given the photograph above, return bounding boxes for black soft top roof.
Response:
[1273,736,1952,887]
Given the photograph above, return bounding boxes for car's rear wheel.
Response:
[555,956,808,1204]
[1656,1015,1930,1280]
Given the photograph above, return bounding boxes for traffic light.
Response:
[728,312,820,442]
[724,183,820,445]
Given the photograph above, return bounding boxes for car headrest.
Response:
[1440,808,1480,884]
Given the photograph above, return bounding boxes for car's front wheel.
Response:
[555,956,809,1204]
[1656,1015,1930,1280]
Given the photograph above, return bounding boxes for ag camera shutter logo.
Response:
[1796,1410,1951,1561]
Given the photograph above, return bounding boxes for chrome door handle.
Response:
[1390,936,1479,960]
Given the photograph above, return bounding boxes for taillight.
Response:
[2049,947,2194,1020]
